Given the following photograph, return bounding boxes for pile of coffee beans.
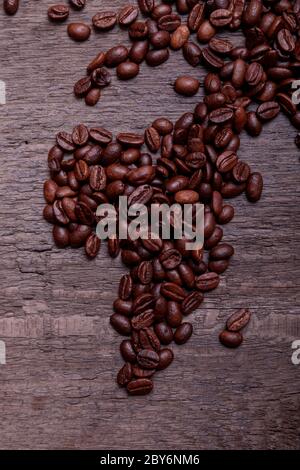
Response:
[70,0,300,148]
[3,0,19,15]
[43,108,261,395]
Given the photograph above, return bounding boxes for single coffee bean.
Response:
[197,20,216,43]
[246,111,262,136]
[216,151,238,173]
[150,30,171,49]
[232,161,250,183]
[166,301,183,328]
[205,226,223,249]
[114,299,133,316]
[92,11,117,30]
[246,172,263,202]
[69,0,85,10]
[120,340,137,363]
[183,41,202,67]
[74,76,92,98]
[106,45,129,67]
[127,378,153,395]
[157,348,174,371]
[119,274,133,300]
[154,322,174,345]
[202,48,224,69]
[219,330,243,348]
[110,314,132,336]
[87,52,106,74]
[208,259,229,274]
[131,310,155,330]
[85,233,101,258]
[139,327,160,352]
[188,3,205,31]
[226,308,251,332]
[210,9,232,27]
[181,291,203,315]
[92,68,111,87]
[129,41,149,63]
[117,363,133,386]
[48,4,69,22]
[175,190,199,204]
[53,225,69,248]
[174,322,193,345]
[152,118,173,136]
[218,205,234,224]
[132,366,155,378]
[137,349,159,369]
[158,13,181,32]
[69,225,92,248]
[137,261,153,285]
[145,126,161,152]
[256,101,280,121]
[209,107,233,124]
[118,4,139,26]
[210,243,234,260]
[138,0,154,15]
[174,76,200,97]
[133,293,155,315]
[209,37,233,55]
[159,249,182,270]
[44,180,57,203]
[170,25,190,50]
[146,48,170,66]
[72,123,89,147]
[195,272,220,291]
[67,23,91,42]
[117,61,140,80]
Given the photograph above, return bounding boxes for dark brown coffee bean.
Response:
[174,322,193,345]
[245,62,264,87]
[132,310,155,330]
[158,13,181,32]
[205,226,223,249]
[154,322,174,345]
[75,201,94,225]
[92,68,111,87]
[127,378,153,395]
[137,349,159,369]
[43,204,55,224]
[166,301,182,328]
[243,0,263,27]
[226,308,251,332]
[119,274,133,300]
[74,76,92,98]
[74,160,89,182]
[150,30,171,49]
[197,20,216,43]
[92,11,117,30]
[181,291,203,315]
[69,225,92,247]
[138,0,154,15]
[175,190,199,204]
[71,123,88,146]
[144,126,161,152]
[141,237,163,254]
[117,363,133,386]
[137,261,153,285]
[210,8,232,27]
[133,293,155,315]
[216,151,238,173]
[44,180,57,203]
[276,93,297,117]
[161,282,185,302]
[210,243,234,260]
[174,76,200,97]
[208,259,229,274]
[146,48,170,66]
[127,166,155,185]
[69,0,85,10]
[129,40,149,63]
[277,28,295,54]
[139,328,160,352]
[219,330,243,348]
[233,161,250,183]
[87,52,106,74]
[53,200,69,225]
[256,101,280,121]
[110,314,132,336]
[48,4,69,21]
[182,41,202,67]
[152,118,173,136]
[85,233,100,259]
[202,48,224,69]
[195,272,220,291]
[129,20,148,40]
[67,23,91,42]
[170,25,190,50]
[209,107,233,124]
[118,4,139,26]
[246,111,262,136]
[132,366,155,378]
[117,133,145,148]
[157,348,174,370]
[159,249,182,270]
[114,298,133,316]
[246,172,263,202]
[53,225,69,248]
[120,340,137,363]
[106,46,129,67]
[56,131,76,152]
[188,3,205,31]
[209,37,233,55]
[218,204,234,224]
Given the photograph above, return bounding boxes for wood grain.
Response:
[0,0,299,450]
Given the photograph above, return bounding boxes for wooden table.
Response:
[0,0,299,450]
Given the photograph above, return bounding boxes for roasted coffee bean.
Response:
[210,243,234,260]
[205,226,223,249]
[69,0,85,10]
[74,76,92,98]
[196,272,220,291]
[56,131,76,152]
[120,340,137,363]
[67,23,91,42]
[208,259,229,274]
[53,225,69,248]
[127,166,155,185]
[183,41,202,66]
[209,107,233,124]
[226,308,251,332]
[117,61,139,80]
[139,327,160,352]
[243,0,263,27]
[118,4,139,26]
[170,25,190,50]
[129,20,148,40]
[117,133,144,148]
[145,126,161,152]
[174,322,193,345]
[114,299,133,316]
[175,190,199,204]
[92,68,111,87]
[218,204,234,224]
[202,48,224,69]
[157,348,174,370]
[188,3,205,31]
[154,322,174,345]
[246,111,262,136]
[146,48,170,66]
[216,151,238,173]
[166,301,182,328]
[129,40,149,63]
[159,249,182,270]
[233,161,250,183]
[132,310,155,330]
[209,37,233,55]
[210,8,232,27]
[44,180,57,204]
[181,291,203,315]
[277,28,295,54]
[141,237,163,253]
[161,282,185,302]
[133,293,155,315]
[197,20,216,43]
[138,0,154,15]
[256,101,280,121]
[69,224,91,247]
[71,124,89,147]
[87,53,106,75]
[85,233,101,258]
[117,363,133,386]
[93,11,117,31]
[127,378,153,395]
[106,46,129,67]
[174,76,200,97]
[152,118,173,136]
[137,261,153,285]
[119,274,133,300]
[132,366,155,378]
[110,314,132,336]
[246,172,263,202]
[137,349,159,369]
[158,13,181,32]
[219,330,243,348]
[48,4,69,21]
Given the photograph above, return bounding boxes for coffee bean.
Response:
[120,340,137,363]
[226,308,251,332]
[146,48,170,66]
[246,172,263,202]
[181,291,203,315]
[131,310,155,330]
[117,133,145,148]
[118,4,139,26]
[145,126,161,153]
[183,41,202,67]
[152,4,172,20]
[256,101,280,121]
[202,48,224,68]
[170,25,190,50]
[110,314,132,336]
[53,225,69,248]
[72,124,89,147]
[210,9,232,27]
[157,348,174,370]
[87,52,106,74]
[137,349,159,369]
[209,37,233,55]
[219,330,243,348]
[67,23,91,42]
[216,151,238,173]
[188,3,205,31]
[197,20,216,43]
[127,378,153,395]
[210,243,234,260]
[92,12,117,31]
[152,118,173,136]
[139,327,160,351]
[158,13,181,32]
[133,293,155,315]
[85,233,101,259]
[137,261,153,285]
[119,274,133,300]
[175,189,199,204]
[129,41,149,63]
[209,107,233,124]
[69,0,85,10]
[233,161,250,183]
[106,46,129,67]
[117,363,133,386]
[195,272,220,291]
[69,225,91,248]
[138,0,154,15]
[174,322,193,345]
[218,205,234,224]
[150,30,171,49]
[132,366,155,378]
[161,282,185,302]
[154,322,174,345]
[208,259,229,274]
[166,301,182,328]
[92,68,111,87]
[74,76,92,98]
[174,76,200,96]
[48,4,69,22]
[246,111,262,136]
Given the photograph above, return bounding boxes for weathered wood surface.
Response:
[0,0,299,451]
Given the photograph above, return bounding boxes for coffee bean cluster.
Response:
[43,103,263,395]
[219,308,251,347]
[69,0,300,147]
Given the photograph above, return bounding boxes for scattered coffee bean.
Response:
[67,23,91,42]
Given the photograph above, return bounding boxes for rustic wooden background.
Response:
[0,0,299,450]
